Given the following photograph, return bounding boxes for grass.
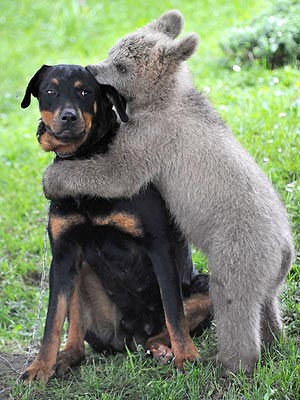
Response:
[0,0,299,398]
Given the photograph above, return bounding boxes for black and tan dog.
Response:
[20,64,212,383]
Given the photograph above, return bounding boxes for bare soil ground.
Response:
[0,352,30,399]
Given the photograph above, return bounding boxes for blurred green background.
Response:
[0,1,299,398]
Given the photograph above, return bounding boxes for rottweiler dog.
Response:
[20,64,212,383]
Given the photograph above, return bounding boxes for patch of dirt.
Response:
[0,352,31,398]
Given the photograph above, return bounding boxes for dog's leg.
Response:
[55,276,86,377]
[147,292,212,364]
[147,243,199,368]
[183,293,212,332]
[146,328,173,365]
[22,248,78,383]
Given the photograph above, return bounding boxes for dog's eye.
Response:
[47,89,56,95]
[116,64,127,73]
[80,90,89,97]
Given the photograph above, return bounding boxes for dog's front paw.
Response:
[148,343,175,365]
[55,348,85,377]
[172,342,199,369]
[21,360,55,383]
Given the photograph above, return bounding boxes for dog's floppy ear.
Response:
[21,64,51,108]
[101,85,129,123]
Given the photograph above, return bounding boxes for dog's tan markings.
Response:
[40,111,54,126]
[146,328,173,365]
[93,101,97,114]
[80,263,116,323]
[146,293,211,365]
[39,131,61,152]
[47,293,68,356]
[51,78,59,85]
[40,109,61,134]
[146,294,212,368]
[94,212,143,236]
[79,263,127,352]
[64,281,85,352]
[39,130,90,155]
[83,112,93,133]
[57,280,85,373]
[183,293,212,331]
[164,318,199,368]
[74,80,83,88]
[49,214,85,240]
[54,135,89,156]
[23,294,67,383]
[147,315,199,368]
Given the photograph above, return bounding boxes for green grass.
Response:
[0,0,299,398]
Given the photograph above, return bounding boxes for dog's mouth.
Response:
[45,124,86,143]
[38,125,90,158]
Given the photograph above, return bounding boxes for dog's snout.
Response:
[60,109,78,124]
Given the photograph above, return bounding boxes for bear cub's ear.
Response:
[145,10,184,39]
[166,34,199,62]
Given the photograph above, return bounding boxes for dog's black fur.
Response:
[21,64,211,382]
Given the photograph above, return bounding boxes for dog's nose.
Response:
[60,109,78,124]
[85,64,97,76]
